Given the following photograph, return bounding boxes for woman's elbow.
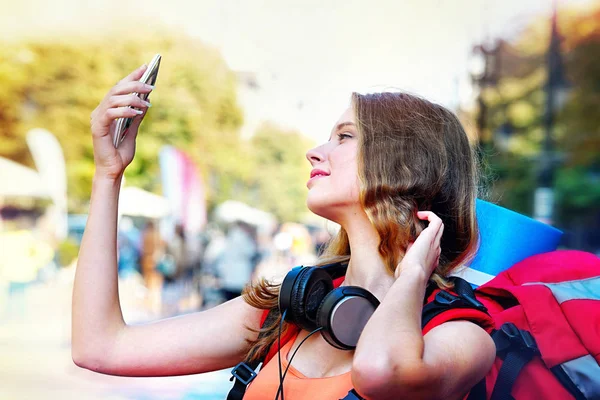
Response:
[71,337,117,374]
[72,346,105,372]
[71,324,126,374]
[351,364,389,398]
[352,358,434,400]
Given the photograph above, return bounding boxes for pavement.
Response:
[0,267,234,400]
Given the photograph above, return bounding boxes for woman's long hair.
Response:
[241,92,480,362]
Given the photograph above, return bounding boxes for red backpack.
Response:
[229,250,600,399]
[423,249,600,400]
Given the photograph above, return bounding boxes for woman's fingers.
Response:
[417,211,444,263]
[93,66,154,131]
[110,80,154,97]
[106,106,143,119]
[396,211,445,277]
[435,222,444,246]
[88,65,151,179]
[417,211,443,240]
[118,64,148,85]
[117,119,140,156]
[417,211,441,224]
[93,85,153,133]
[107,94,152,109]
[94,107,144,134]
[123,109,147,141]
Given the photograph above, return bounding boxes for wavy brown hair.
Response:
[241,92,480,362]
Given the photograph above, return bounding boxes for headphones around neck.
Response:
[278,261,380,351]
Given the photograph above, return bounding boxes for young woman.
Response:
[72,64,496,399]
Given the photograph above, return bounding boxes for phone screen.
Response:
[112,54,161,147]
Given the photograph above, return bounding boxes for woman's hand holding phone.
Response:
[90,64,154,181]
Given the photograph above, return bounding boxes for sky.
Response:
[1,0,596,142]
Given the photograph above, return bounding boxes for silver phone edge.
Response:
[112,54,161,148]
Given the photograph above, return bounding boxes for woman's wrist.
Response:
[384,266,429,321]
[90,173,123,204]
[93,172,123,188]
[394,263,429,285]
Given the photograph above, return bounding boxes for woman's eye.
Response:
[337,132,352,140]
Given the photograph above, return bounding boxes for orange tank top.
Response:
[243,332,354,399]
[242,282,494,399]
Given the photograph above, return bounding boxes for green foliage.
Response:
[555,166,600,214]
[249,123,315,222]
[483,151,537,216]
[0,32,247,210]
[560,9,600,168]
[477,5,600,224]
[0,29,315,222]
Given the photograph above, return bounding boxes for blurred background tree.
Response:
[249,122,314,222]
[0,29,313,222]
[470,4,600,251]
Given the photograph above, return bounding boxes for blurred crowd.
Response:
[0,201,333,320]
[124,216,331,316]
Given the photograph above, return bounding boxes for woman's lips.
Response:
[310,169,329,178]
[307,173,328,187]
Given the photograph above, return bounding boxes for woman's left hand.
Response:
[394,211,444,279]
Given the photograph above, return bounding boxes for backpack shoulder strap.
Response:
[227,308,281,400]
[488,323,541,400]
[422,277,491,332]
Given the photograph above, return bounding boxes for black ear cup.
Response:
[279,267,334,331]
[316,286,380,350]
[279,263,380,350]
[279,267,303,318]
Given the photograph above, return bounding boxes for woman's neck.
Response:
[340,213,396,302]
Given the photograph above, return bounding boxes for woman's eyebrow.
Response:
[335,122,356,131]
[327,121,357,141]
[328,122,356,140]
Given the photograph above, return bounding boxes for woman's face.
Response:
[305,107,361,222]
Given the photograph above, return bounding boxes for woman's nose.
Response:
[306,145,324,165]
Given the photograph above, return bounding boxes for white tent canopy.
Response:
[214,200,277,231]
[119,186,170,218]
[0,157,50,199]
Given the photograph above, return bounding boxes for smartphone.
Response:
[112,54,161,147]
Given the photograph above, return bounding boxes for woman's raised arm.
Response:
[71,65,263,376]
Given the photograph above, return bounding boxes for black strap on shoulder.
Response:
[467,378,487,400]
[488,322,588,400]
[489,323,539,400]
[423,280,438,304]
[339,389,366,399]
[227,308,279,400]
[320,260,350,280]
[422,278,492,400]
[421,277,488,329]
[452,276,479,300]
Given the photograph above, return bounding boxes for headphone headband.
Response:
[278,260,378,350]
[314,260,349,280]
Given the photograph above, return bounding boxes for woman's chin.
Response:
[307,197,331,219]
[306,199,339,224]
